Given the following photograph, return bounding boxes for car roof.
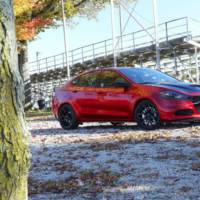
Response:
[87,66,153,73]
[85,66,148,72]
[73,67,153,79]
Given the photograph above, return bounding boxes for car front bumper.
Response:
[156,97,200,121]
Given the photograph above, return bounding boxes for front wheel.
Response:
[58,104,79,130]
[135,100,160,130]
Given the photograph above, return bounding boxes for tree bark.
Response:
[0,1,29,200]
[18,41,32,110]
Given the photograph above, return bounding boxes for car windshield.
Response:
[119,68,180,84]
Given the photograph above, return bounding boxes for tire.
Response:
[111,122,125,126]
[135,100,160,130]
[58,104,79,130]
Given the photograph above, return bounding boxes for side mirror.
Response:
[113,81,130,90]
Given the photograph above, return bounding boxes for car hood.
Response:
[149,82,200,94]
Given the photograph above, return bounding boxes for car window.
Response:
[72,72,98,87]
[119,68,180,84]
[97,70,127,88]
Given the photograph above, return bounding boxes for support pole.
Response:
[110,0,117,67]
[36,51,40,73]
[61,0,70,79]
[195,47,200,84]
[184,39,200,83]
[119,5,123,51]
[173,50,178,76]
[152,0,161,70]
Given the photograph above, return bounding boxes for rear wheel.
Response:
[135,100,160,130]
[58,104,79,130]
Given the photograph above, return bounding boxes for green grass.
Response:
[25,109,53,118]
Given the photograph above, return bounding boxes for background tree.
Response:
[13,0,117,108]
[14,0,113,41]
[0,1,29,199]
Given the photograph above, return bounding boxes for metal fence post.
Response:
[81,47,84,63]
[71,50,74,66]
[62,53,65,68]
[53,56,56,70]
[38,60,40,73]
[92,44,95,60]
[165,22,168,43]
[120,35,123,51]
[186,17,189,37]
[133,33,135,50]
[195,47,200,84]
[173,50,178,76]
[105,40,107,57]
[46,58,48,72]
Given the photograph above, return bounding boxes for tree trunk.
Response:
[18,41,32,110]
[0,1,29,200]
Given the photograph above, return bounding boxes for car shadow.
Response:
[162,121,200,129]
[29,119,200,136]
[30,124,138,136]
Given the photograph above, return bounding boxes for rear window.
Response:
[72,72,97,87]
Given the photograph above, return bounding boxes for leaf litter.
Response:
[27,115,200,200]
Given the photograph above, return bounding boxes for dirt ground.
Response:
[27,114,200,200]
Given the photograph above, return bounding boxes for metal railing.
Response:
[29,52,200,107]
[29,17,190,75]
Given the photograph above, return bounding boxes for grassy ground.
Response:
[25,109,52,118]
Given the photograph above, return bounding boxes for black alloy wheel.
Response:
[58,104,79,130]
[135,100,160,130]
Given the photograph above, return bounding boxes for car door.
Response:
[69,71,100,120]
[96,70,133,121]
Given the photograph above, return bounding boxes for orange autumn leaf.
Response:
[16,17,53,41]
[14,0,54,41]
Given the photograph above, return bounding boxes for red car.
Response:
[52,67,200,130]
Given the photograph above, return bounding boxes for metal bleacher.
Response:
[28,17,200,106]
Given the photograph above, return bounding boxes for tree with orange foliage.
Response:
[14,0,112,41]
[14,0,115,108]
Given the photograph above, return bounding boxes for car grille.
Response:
[190,96,200,113]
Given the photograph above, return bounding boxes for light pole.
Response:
[61,0,70,79]
[119,5,123,51]
[110,0,117,67]
[152,0,161,70]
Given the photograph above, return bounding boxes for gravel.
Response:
[27,115,200,200]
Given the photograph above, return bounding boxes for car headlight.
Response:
[160,91,189,100]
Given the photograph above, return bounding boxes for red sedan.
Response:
[52,67,200,130]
